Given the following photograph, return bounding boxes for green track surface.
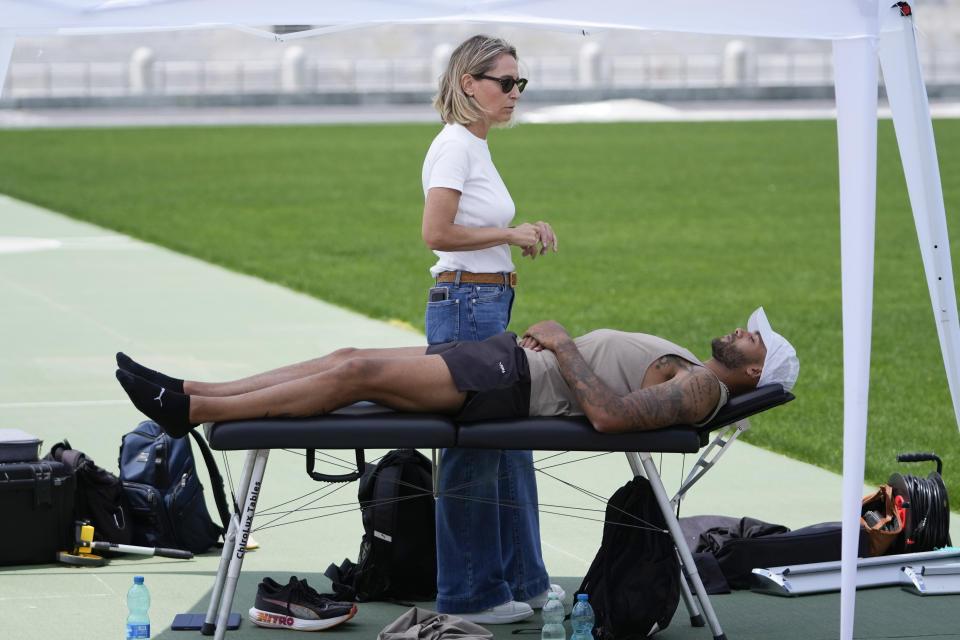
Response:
[1,119,959,503]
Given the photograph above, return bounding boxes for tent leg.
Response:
[879,5,960,433]
[832,35,879,640]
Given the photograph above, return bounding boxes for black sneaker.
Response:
[249,576,357,631]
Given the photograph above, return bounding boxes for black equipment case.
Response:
[0,460,76,565]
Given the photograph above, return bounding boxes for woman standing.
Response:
[421,34,561,624]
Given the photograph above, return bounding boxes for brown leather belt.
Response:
[436,271,517,288]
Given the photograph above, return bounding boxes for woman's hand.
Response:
[518,221,559,261]
[507,223,540,249]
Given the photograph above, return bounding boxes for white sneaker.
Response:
[456,600,535,624]
[522,584,566,609]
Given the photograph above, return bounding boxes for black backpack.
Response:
[325,448,437,602]
[119,421,231,554]
[44,440,133,545]
[578,477,680,639]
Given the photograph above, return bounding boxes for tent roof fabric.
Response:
[3,0,882,40]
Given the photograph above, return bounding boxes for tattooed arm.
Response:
[522,320,721,433]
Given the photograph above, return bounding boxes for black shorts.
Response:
[426,332,531,423]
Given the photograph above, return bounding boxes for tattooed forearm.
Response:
[552,340,654,431]
[553,344,720,433]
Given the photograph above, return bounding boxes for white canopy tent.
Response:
[2,2,958,638]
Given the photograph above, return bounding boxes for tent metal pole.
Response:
[832,33,879,640]
[878,5,960,432]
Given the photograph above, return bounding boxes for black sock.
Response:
[116,352,184,394]
[116,369,194,439]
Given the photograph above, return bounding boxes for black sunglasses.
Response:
[473,74,528,94]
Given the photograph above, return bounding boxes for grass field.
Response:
[1,118,959,508]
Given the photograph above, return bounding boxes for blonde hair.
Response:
[433,35,518,126]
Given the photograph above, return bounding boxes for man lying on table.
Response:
[116,307,798,439]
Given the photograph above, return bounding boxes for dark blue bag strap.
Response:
[188,430,232,532]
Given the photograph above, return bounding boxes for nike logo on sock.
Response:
[154,388,165,406]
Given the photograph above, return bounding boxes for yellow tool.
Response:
[58,522,107,567]
[58,521,193,567]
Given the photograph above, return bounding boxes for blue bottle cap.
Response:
[134,576,144,584]
[577,593,588,601]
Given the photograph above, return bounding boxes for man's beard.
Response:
[711,337,748,369]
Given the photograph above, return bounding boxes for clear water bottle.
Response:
[541,591,566,640]
[570,593,594,640]
[126,576,151,639]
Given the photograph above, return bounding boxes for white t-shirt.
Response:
[422,123,516,277]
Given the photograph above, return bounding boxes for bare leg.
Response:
[183,346,429,396]
[190,354,464,423]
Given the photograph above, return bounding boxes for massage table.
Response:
[199,383,794,639]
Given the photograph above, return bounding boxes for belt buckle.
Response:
[508,272,517,288]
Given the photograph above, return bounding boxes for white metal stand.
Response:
[751,549,960,597]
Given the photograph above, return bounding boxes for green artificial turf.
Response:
[1,119,959,509]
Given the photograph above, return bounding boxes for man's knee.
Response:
[329,347,359,361]
[333,357,377,383]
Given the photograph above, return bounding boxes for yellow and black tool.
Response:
[58,522,107,567]
[58,521,194,566]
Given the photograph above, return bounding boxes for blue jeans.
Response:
[425,276,549,613]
